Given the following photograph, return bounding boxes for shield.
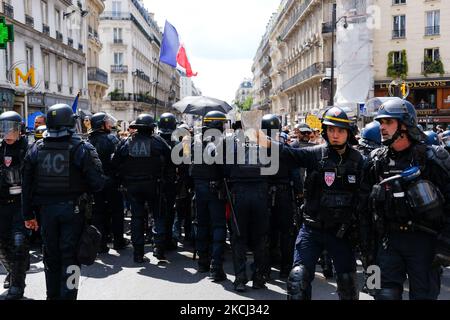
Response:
[173,96,232,117]
[4,156,12,167]
[324,172,335,187]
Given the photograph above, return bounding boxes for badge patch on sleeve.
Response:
[324,172,336,187]
[4,156,12,167]
[348,175,356,184]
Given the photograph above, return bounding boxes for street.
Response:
[1,236,450,300]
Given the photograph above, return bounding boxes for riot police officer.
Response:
[0,111,29,300]
[442,130,450,153]
[22,104,105,300]
[190,111,228,282]
[112,114,171,263]
[424,130,440,146]
[361,98,450,300]
[88,112,128,253]
[262,114,296,279]
[228,116,272,292]
[158,113,178,251]
[259,106,364,300]
[358,121,382,156]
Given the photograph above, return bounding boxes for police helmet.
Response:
[321,106,358,145]
[361,121,381,145]
[46,104,76,138]
[424,130,440,146]
[203,111,227,131]
[130,114,156,131]
[158,113,177,134]
[374,98,423,142]
[442,130,450,148]
[90,112,118,132]
[0,111,22,139]
[261,114,281,137]
[34,125,47,140]
[294,123,313,133]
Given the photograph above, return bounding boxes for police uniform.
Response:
[112,114,171,262]
[22,104,105,300]
[361,98,450,300]
[0,111,29,299]
[88,113,127,252]
[285,107,363,300]
[190,111,228,282]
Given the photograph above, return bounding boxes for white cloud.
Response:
[142,0,280,103]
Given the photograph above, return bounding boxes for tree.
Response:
[235,96,253,112]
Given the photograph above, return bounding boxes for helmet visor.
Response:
[407,180,440,209]
[0,121,21,138]
[104,114,118,128]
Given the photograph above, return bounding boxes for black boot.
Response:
[210,265,226,282]
[133,246,149,263]
[197,254,210,273]
[153,246,166,260]
[6,233,28,300]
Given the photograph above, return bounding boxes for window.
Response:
[393,15,406,38]
[68,62,73,91]
[393,0,406,4]
[78,65,84,91]
[112,1,121,17]
[114,80,124,93]
[392,51,402,64]
[41,1,48,24]
[425,11,440,35]
[114,52,123,65]
[113,28,122,42]
[56,58,62,88]
[42,52,50,83]
[25,45,33,71]
[55,8,61,32]
[24,0,32,15]
[425,48,440,62]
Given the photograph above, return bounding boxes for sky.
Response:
[142,0,281,104]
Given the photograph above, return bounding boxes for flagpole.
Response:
[154,60,161,119]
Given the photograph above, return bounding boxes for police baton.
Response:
[223,179,241,238]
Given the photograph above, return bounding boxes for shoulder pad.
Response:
[107,134,120,145]
[426,145,450,177]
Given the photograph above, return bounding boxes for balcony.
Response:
[392,29,405,39]
[280,0,312,40]
[111,65,128,73]
[425,25,440,36]
[110,92,161,105]
[2,2,13,19]
[42,24,50,35]
[25,14,34,28]
[68,37,73,47]
[100,11,132,21]
[56,31,63,42]
[113,38,123,44]
[283,62,330,90]
[132,69,150,83]
[88,67,108,86]
[261,56,272,72]
[262,77,272,88]
[422,59,444,75]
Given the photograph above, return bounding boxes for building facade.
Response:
[234,79,253,104]
[372,0,450,128]
[87,0,108,113]
[0,0,89,121]
[252,0,336,126]
[99,0,180,123]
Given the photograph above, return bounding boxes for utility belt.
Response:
[303,219,351,239]
[0,197,19,206]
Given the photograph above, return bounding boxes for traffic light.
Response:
[0,17,14,49]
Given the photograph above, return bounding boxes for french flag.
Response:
[159,21,197,77]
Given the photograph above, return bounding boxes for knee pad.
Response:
[336,273,359,300]
[375,287,403,300]
[287,265,311,300]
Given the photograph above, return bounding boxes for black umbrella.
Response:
[173,96,233,117]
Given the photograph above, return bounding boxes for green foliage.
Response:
[235,96,253,111]
[423,56,444,76]
[387,50,408,79]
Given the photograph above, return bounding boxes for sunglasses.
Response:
[299,131,312,135]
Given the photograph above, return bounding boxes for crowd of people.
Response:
[0,96,449,300]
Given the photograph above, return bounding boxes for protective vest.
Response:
[121,135,164,183]
[88,132,118,176]
[229,138,269,181]
[0,137,28,199]
[190,139,223,181]
[35,139,86,196]
[303,145,361,227]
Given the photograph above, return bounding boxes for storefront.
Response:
[374,78,450,129]
[0,87,15,113]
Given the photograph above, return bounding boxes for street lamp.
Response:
[330,3,348,107]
